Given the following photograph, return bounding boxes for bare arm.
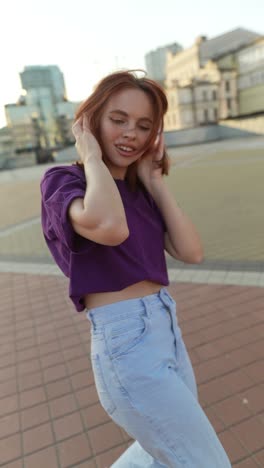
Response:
[148,179,204,264]
[137,133,203,264]
[68,117,129,246]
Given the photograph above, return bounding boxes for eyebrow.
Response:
[109,109,153,124]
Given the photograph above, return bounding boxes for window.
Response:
[225,81,230,92]
[214,108,218,120]
[213,90,217,100]
[203,90,207,101]
[204,109,208,122]
[227,98,232,110]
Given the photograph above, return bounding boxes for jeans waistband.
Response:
[86,287,175,329]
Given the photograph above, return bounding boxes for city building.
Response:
[145,42,183,85]
[20,65,66,102]
[5,65,80,165]
[0,127,15,169]
[165,28,262,130]
[237,37,264,115]
[56,101,79,145]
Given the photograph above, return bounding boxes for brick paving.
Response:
[0,272,263,467]
[1,140,264,467]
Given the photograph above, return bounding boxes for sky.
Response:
[1,0,264,127]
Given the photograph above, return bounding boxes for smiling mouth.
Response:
[115,144,137,156]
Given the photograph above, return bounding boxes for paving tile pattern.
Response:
[0,272,263,467]
[1,140,264,265]
[1,141,264,466]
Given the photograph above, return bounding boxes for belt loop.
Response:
[159,288,179,335]
[140,297,151,318]
[86,310,96,330]
[159,287,171,309]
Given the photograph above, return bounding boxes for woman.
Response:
[41,70,231,467]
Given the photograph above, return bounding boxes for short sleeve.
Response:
[41,167,86,250]
[153,199,167,232]
[142,185,167,232]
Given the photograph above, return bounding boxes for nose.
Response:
[123,126,136,140]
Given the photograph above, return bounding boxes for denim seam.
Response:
[109,356,188,467]
[92,353,117,415]
[103,314,150,361]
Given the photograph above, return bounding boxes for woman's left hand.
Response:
[136,133,165,189]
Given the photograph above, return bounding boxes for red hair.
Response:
[74,70,169,189]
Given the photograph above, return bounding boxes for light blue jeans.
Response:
[86,287,231,467]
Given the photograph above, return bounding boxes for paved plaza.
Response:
[0,136,264,467]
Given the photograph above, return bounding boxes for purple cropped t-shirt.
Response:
[40,165,169,312]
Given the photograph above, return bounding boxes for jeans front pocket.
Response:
[104,313,150,360]
[91,353,116,415]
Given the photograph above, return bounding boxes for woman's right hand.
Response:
[72,114,102,163]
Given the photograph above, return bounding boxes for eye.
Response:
[110,117,125,125]
[139,126,151,131]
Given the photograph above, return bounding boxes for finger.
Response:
[154,133,164,161]
[154,133,160,147]
[159,132,164,148]
[72,119,82,138]
[83,114,90,131]
[153,159,163,168]
[158,133,164,154]
[154,123,162,146]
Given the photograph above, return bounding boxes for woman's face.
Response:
[99,88,154,179]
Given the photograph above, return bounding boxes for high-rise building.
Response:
[20,65,66,102]
[4,65,79,166]
[145,43,183,85]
